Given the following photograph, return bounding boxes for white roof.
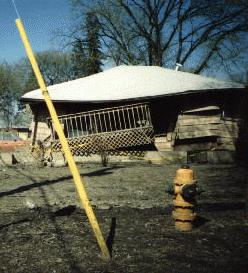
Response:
[21,65,244,102]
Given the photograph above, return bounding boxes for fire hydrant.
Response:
[172,165,198,231]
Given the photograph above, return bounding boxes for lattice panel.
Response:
[50,127,154,156]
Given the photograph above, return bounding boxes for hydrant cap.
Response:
[176,167,194,184]
[181,164,190,169]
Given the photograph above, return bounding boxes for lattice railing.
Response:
[46,103,154,156]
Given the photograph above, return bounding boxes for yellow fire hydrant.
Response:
[172,165,198,231]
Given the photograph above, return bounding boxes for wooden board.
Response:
[220,121,240,128]
[154,143,173,151]
[178,114,221,120]
[220,120,240,126]
[176,124,219,133]
[176,117,221,126]
[183,106,220,113]
[176,130,219,139]
[154,136,173,151]
[219,131,239,138]
[154,136,169,143]
[221,117,241,122]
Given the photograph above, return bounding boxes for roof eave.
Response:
[20,87,247,104]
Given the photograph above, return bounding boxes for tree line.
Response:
[68,0,248,73]
[1,0,248,128]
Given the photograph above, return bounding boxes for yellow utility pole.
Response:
[15,18,110,261]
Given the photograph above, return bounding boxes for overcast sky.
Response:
[0,0,71,63]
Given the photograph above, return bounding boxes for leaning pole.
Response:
[15,18,110,261]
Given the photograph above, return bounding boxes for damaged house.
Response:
[21,65,248,163]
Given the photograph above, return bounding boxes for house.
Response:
[21,65,248,163]
[0,127,31,141]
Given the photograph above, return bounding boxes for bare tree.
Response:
[69,0,248,74]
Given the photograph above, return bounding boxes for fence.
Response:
[47,103,154,156]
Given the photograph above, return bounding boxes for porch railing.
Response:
[47,103,154,155]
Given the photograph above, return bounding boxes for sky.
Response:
[0,0,72,63]
[0,0,246,80]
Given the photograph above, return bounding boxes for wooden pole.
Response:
[15,18,110,261]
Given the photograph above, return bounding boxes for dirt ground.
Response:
[0,162,248,273]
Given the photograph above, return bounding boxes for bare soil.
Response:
[0,162,248,273]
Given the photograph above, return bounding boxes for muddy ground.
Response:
[0,162,248,273]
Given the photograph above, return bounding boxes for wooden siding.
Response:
[154,104,243,153]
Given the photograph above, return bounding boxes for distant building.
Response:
[0,127,31,140]
[21,65,248,163]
